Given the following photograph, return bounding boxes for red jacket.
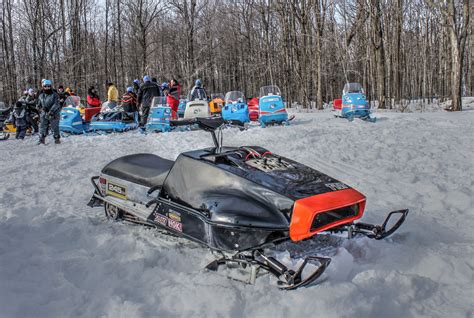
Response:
[87,95,101,108]
[167,84,181,111]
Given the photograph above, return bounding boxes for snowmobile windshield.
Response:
[65,96,81,108]
[225,91,245,104]
[188,88,207,101]
[211,93,224,100]
[343,83,364,94]
[151,96,167,107]
[259,86,281,98]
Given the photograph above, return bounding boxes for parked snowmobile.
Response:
[88,117,409,290]
[333,83,375,122]
[184,89,210,119]
[258,85,290,127]
[177,96,187,118]
[89,102,139,132]
[0,102,10,140]
[146,97,172,133]
[60,96,101,134]
[209,93,225,116]
[222,91,250,124]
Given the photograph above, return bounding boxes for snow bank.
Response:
[0,109,473,317]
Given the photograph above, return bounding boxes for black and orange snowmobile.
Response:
[88,118,408,289]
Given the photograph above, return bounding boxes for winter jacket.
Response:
[121,92,138,113]
[138,81,162,108]
[107,85,119,102]
[9,107,28,128]
[167,84,181,111]
[87,95,101,108]
[190,86,207,101]
[57,91,70,107]
[37,91,61,116]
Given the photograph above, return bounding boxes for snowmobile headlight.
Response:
[361,95,366,99]
[232,107,237,113]
[345,96,351,102]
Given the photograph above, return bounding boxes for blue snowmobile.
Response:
[59,96,101,134]
[333,83,376,122]
[258,85,290,127]
[222,91,249,125]
[89,102,139,133]
[146,97,172,133]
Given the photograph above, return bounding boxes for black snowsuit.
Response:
[189,86,207,101]
[21,95,39,133]
[37,90,61,142]
[9,106,28,139]
[138,81,162,126]
[57,91,70,108]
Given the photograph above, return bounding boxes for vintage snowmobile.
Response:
[89,102,139,132]
[146,97,172,133]
[88,117,408,290]
[60,96,101,134]
[222,91,250,124]
[0,102,11,140]
[184,89,210,119]
[333,83,376,122]
[209,93,225,116]
[258,85,290,127]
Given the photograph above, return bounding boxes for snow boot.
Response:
[37,137,45,145]
[55,139,61,144]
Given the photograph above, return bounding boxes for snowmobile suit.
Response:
[37,91,61,142]
[87,95,101,108]
[138,81,162,126]
[23,96,39,133]
[9,106,28,139]
[121,92,138,113]
[168,84,180,119]
[57,91,70,108]
[190,86,207,101]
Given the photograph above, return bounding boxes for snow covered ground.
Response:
[0,105,473,317]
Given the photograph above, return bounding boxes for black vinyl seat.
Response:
[102,153,174,188]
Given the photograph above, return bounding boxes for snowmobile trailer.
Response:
[88,117,408,290]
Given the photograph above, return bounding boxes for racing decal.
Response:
[153,211,183,232]
[325,182,349,191]
[168,219,183,232]
[106,181,127,199]
[167,210,181,222]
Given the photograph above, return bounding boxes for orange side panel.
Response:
[289,188,366,241]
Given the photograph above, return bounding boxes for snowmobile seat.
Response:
[102,153,174,188]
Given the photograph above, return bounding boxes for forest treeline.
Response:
[0,0,472,110]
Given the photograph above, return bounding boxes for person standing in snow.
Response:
[37,79,61,145]
[57,85,70,108]
[189,79,207,101]
[133,79,140,95]
[9,101,28,140]
[137,75,161,128]
[167,79,181,119]
[121,87,138,113]
[106,81,119,108]
[24,88,39,134]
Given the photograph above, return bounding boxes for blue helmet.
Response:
[42,79,52,86]
[161,82,169,89]
[143,75,151,82]
[195,79,202,87]
[127,86,134,93]
[133,79,140,85]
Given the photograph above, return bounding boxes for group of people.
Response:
[99,76,183,127]
[7,75,201,144]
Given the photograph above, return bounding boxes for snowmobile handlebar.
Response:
[169,117,244,131]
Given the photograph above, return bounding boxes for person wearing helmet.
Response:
[167,79,181,119]
[36,79,61,144]
[133,79,140,94]
[190,79,207,101]
[24,88,39,133]
[137,75,161,127]
[121,86,138,113]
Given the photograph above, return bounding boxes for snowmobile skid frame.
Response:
[88,117,408,290]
